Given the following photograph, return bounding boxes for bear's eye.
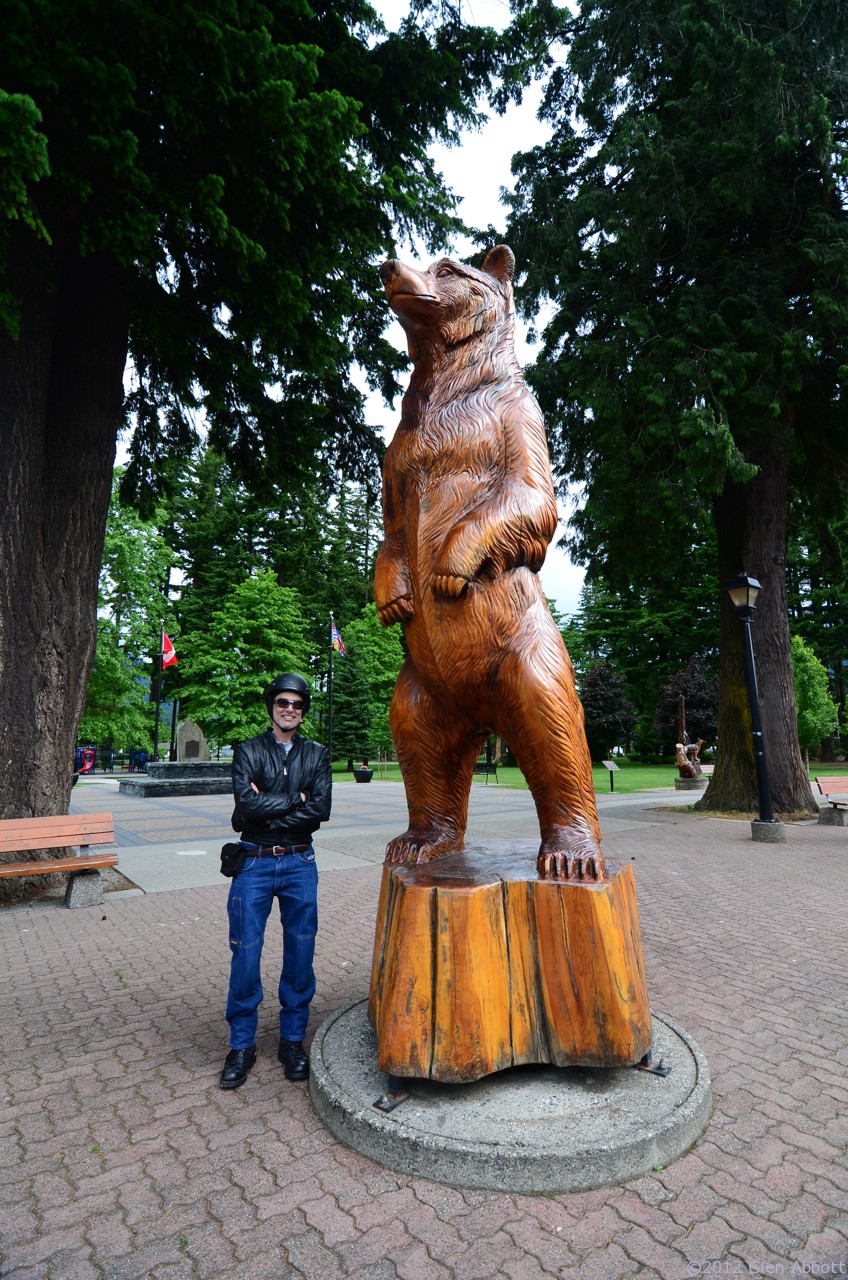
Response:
[436,264,455,279]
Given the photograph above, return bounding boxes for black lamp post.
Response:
[723,572,784,840]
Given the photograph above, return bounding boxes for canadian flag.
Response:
[162,633,178,668]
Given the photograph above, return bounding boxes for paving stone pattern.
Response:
[1,787,847,1279]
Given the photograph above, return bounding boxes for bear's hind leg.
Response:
[386,659,484,865]
[494,619,604,882]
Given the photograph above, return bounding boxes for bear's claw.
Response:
[376,594,414,625]
[432,573,470,597]
[385,830,461,865]
[537,821,606,882]
[536,850,605,882]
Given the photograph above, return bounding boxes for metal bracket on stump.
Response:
[373,1074,410,1112]
[634,1050,671,1077]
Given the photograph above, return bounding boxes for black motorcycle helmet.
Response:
[264,673,311,717]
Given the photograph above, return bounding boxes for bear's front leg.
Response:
[386,659,482,866]
[433,518,484,596]
[374,545,414,625]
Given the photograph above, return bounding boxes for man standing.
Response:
[220,673,332,1090]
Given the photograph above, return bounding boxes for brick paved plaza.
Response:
[1,781,846,1279]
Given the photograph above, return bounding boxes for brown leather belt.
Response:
[254,843,311,857]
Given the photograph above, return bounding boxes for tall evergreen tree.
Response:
[787,495,848,754]
[342,603,405,758]
[330,647,373,770]
[579,662,637,761]
[78,469,176,752]
[77,619,152,752]
[170,449,274,640]
[567,538,719,736]
[171,446,382,654]
[177,571,312,746]
[791,635,840,765]
[99,469,176,657]
[652,659,719,753]
[0,0,500,821]
[505,0,848,814]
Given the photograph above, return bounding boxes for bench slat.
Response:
[0,812,114,836]
[813,777,848,812]
[0,813,114,854]
[0,851,119,878]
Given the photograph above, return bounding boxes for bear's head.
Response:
[380,246,515,360]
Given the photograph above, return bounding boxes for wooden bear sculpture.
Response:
[375,246,603,883]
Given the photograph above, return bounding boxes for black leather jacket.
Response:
[231,730,332,845]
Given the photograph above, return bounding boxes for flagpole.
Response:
[152,621,164,761]
[327,612,334,767]
[169,697,179,762]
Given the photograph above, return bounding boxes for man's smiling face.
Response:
[271,694,304,739]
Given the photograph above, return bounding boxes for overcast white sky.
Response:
[370,0,586,616]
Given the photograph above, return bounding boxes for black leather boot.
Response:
[278,1038,309,1081]
[219,1046,257,1089]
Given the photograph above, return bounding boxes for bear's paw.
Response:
[384,827,462,865]
[537,821,606,882]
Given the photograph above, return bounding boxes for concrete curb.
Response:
[310,997,713,1195]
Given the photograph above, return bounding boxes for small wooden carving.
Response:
[375,247,601,882]
[675,739,704,778]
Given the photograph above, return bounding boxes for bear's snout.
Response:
[380,259,400,286]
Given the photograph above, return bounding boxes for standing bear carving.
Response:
[374,246,604,882]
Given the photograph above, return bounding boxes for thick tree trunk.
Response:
[0,230,128,867]
[696,436,818,817]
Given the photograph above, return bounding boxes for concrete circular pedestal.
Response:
[674,777,707,790]
[310,998,712,1195]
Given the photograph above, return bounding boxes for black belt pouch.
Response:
[220,842,248,878]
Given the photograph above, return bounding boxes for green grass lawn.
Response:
[335,759,848,794]
[340,761,673,793]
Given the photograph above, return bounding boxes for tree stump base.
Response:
[368,843,652,1083]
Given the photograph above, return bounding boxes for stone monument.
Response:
[176,718,210,762]
[119,718,230,796]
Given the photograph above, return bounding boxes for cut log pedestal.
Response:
[368,846,652,1084]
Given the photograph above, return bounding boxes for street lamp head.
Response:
[723,571,762,616]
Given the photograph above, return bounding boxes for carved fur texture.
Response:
[375,247,603,881]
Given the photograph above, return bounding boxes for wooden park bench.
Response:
[0,812,117,907]
[814,776,848,826]
[473,761,499,784]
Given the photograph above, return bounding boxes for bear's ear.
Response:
[480,245,515,284]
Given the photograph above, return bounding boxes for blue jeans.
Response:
[225,848,318,1049]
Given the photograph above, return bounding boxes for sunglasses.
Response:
[273,698,304,710]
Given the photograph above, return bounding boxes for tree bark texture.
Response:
[368,847,652,1083]
[0,229,128,869]
[697,435,817,816]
